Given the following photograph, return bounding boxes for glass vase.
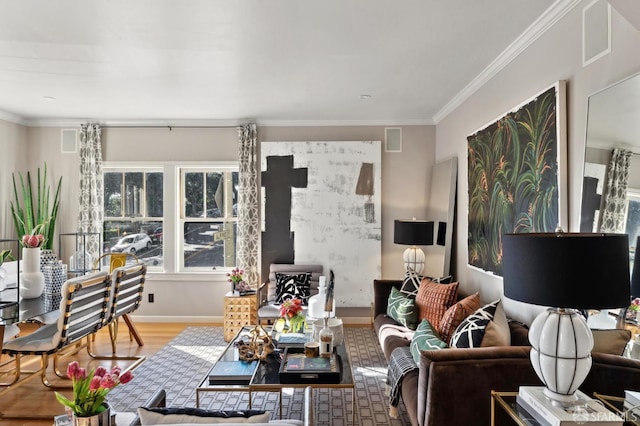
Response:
[286,315,305,333]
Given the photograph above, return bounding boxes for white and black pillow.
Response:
[275,272,311,305]
[426,275,454,284]
[137,407,270,424]
[450,300,510,348]
[399,267,423,299]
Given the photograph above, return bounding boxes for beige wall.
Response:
[0,123,434,320]
[0,120,28,238]
[435,1,640,324]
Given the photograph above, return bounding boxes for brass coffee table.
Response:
[196,326,356,424]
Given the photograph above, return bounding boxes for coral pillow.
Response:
[414,279,459,327]
[438,293,481,344]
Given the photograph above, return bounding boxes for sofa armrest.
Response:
[373,279,402,319]
[417,346,539,426]
[126,389,167,426]
[582,352,640,398]
[125,388,313,426]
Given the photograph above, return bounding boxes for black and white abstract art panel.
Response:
[261,141,381,307]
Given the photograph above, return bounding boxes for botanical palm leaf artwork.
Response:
[467,84,565,276]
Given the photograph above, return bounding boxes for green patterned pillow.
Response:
[410,319,448,363]
[387,287,418,330]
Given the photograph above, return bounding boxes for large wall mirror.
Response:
[423,157,457,279]
[582,71,640,260]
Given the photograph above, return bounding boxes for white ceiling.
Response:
[0,0,571,127]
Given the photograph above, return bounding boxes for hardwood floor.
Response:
[0,321,216,426]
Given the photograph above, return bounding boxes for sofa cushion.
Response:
[138,407,271,425]
[592,329,632,356]
[415,279,459,328]
[387,287,418,329]
[274,272,311,304]
[410,319,448,363]
[374,315,414,360]
[438,292,481,344]
[450,300,510,348]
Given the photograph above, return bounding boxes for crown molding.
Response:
[433,0,582,124]
[0,109,29,126]
[256,118,434,127]
[22,117,434,128]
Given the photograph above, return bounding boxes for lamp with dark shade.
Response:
[394,219,434,274]
[503,232,630,404]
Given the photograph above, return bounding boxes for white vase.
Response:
[21,247,45,299]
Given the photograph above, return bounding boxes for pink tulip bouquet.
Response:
[21,223,46,248]
[55,361,134,417]
[21,233,44,248]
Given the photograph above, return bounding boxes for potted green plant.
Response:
[10,163,62,251]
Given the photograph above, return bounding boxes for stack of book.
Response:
[516,386,623,426]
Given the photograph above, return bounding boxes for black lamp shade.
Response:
[394,220,434,246]
[503,233,630,309]
[632,236,640,298]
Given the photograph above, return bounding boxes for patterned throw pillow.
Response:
[410,319,448,363]
[399,268,423,298]
[438,292,481,344]
[450,300,511,348]
[414,279,459,327]
[387,287,418,330]
[137,407,271,424]
[275,272,311,304]
[426,275,454,284]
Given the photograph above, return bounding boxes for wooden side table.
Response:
[223,294,257,342]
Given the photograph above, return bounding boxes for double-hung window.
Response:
[102,163,238,275]
[103,167,164,269]
[179,166,238,271]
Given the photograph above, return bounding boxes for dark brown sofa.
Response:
[373,279,640,426]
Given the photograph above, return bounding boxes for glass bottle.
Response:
[70,241,93,273]
[318,315,334,358]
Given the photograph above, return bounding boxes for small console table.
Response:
[223,293,257,342]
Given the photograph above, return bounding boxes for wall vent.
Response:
[61,129,77,153]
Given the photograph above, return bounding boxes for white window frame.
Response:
[103,161,239,279]
[178,164,238,272]
[103,164,164,272]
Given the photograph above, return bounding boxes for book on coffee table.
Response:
[208,360,258,385]
[518,386,623,426]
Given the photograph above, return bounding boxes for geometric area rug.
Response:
[108,326,411,425]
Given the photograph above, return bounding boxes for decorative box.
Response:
[278,347,341,384]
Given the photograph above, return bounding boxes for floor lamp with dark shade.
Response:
[393,219,434,274]
[502,232,630,404]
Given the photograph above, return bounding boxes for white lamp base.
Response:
[403,246,425,274]
[528,308,594,403]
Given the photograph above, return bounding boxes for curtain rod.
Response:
[102,125,240,130]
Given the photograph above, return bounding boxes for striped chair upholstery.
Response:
[87,263,146,369]
[0,271,111,390]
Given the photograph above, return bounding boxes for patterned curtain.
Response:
[236,124,260,286]
[599,148,632,233]
[77,123,104,259]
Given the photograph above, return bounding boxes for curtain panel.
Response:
[599,148,632,233]
[236,124,260,286]
[77,123,104,258]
